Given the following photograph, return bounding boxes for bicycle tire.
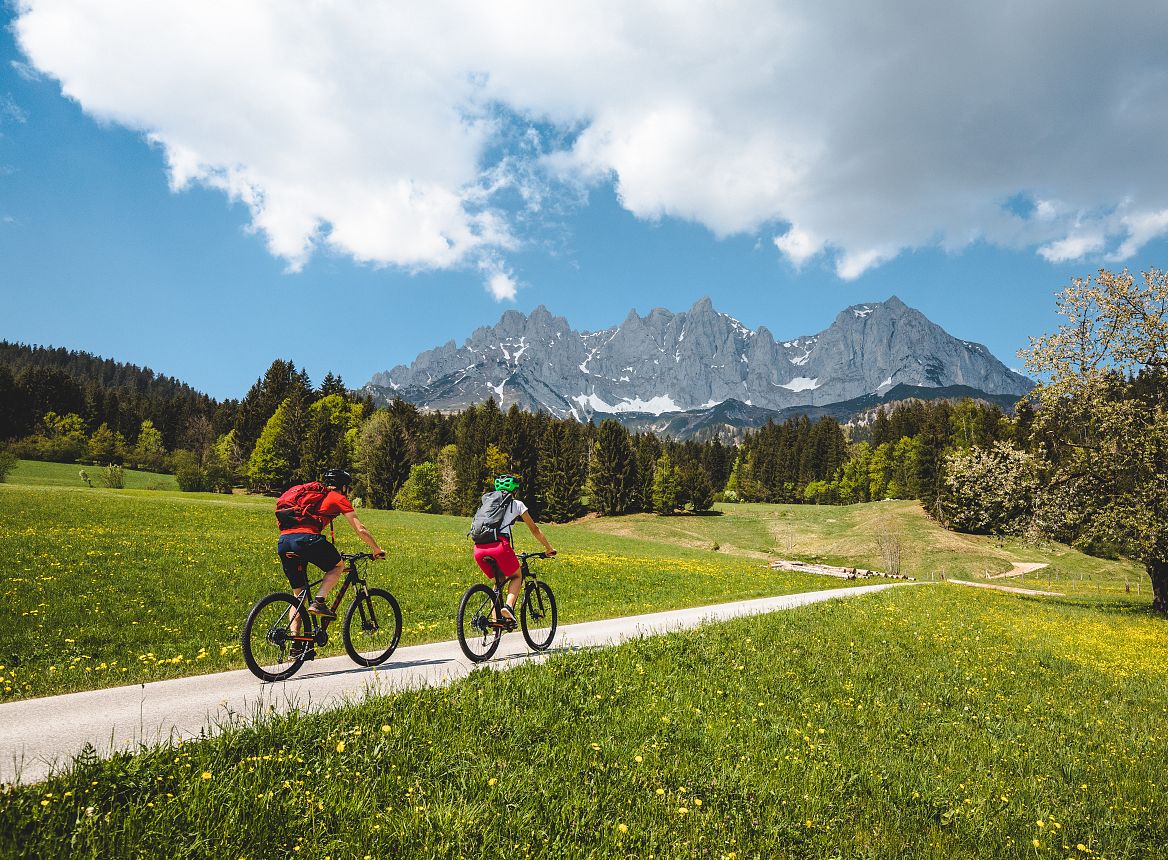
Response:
[343,587,403,666]
[242,592,310,682]
[520,580,557,652]
[457,583,502,662]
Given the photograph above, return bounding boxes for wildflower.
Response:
[590,743,600,750]
[634,755,643,763]
[382,724,391,733]
[201,772,212,781]
[678,807,689,815]
[656,788,665,796]
[336,741,345,753]
[1032,839,1040,848]
[617,823,628,834]
[489,778,497,787]
[694,799,702,806]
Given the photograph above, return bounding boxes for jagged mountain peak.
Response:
[364,295,1033,428]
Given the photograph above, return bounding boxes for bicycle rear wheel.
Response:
[242,593,310,682]
[457,583,502,662]
[520,580,557,652]
[343,587,402,666]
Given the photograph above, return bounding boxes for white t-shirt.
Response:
[499,499,528,539]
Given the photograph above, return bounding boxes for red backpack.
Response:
[275,482,331,531]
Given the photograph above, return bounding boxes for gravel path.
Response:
[947,578,1063,597]
[987,562,1049,579]
[1,583,911,785]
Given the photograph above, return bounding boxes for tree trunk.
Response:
[1149,559,1168,613]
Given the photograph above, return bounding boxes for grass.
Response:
[0,478,863,701]
[579,502,1148,596]
[5,459,179,491]
[3,584,1165,859]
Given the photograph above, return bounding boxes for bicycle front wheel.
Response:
[343,587,403,667]
[457,583,502,662]
[242,593,310,682]
[520,580,557,651]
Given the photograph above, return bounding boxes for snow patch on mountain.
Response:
[781,377,821,392]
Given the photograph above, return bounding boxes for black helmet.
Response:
[322,468,353,489]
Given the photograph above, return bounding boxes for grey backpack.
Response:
[469,490,513,544]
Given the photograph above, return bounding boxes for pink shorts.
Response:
[473,539,520,580]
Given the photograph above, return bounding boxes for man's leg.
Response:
[316,561,344,603]
[291,588,305,636]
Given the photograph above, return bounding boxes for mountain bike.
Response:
[242,552,402,682]
[456,551,557,662]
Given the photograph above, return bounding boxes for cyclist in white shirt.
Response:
[471,474,556,625]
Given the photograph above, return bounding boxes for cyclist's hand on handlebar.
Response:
[373,550,387,560]
[546,549,557,558]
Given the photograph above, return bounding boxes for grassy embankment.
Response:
[580,501,1151,597]
[2,462,870,701]
[2,584,1164,859]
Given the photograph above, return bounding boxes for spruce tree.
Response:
[538,422,585,522]
[358,410,411,508]
[588,419,636,515]
[651,451,680,514]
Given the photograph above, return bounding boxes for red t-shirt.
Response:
[279,490,355,535]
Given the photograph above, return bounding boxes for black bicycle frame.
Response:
[287,555,370,644]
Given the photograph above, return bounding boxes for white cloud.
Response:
[13,1,1168,279]
[1039,231,1107,263]
[479,257,519,301]
[1109,209,1168,261]
[773,226,823,268]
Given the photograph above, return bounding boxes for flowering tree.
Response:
[940,441,1040,535]
[1023,268,1168,610]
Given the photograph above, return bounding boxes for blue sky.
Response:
[3,3,1168,401]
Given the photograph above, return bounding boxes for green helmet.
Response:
[494,474,520,493]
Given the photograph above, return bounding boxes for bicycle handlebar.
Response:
[518,551,556,560]
[341,552,381,562]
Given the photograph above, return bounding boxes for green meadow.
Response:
[3,585,1164,859]
[3,459,1163,858]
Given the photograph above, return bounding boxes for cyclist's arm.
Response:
[519,511,555,555]
[342,511,386,558]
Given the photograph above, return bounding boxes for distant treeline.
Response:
[0,345,1020,523]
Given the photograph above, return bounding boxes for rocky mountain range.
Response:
[364,296,1033,436]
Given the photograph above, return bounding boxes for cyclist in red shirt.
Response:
[277,468,386,620]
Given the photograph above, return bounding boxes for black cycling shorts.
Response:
[277,533,342,590]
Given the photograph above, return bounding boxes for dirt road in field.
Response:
[0,583,911,785]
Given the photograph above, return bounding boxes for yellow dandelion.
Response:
[1077,845,1088,852]
[201,772,212,781]
[634,755,643,763]
[1032,839,1041,848]
[805,819,813,828]
[617,823,628,834]
[336,741,345,753]
[656,788,665,796]
[489,778,497,786]
[590,743,600,750]
[1036,820,1044,828]
[678,807,689,815]
[694,798,702,806]
[381,724,391,733]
